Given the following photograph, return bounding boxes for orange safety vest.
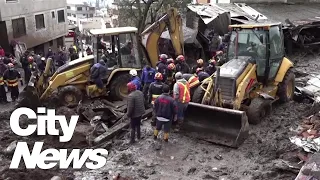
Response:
[177,81,190,103]
[6,78,18,87]
[188,76,200,88]
[0,76,4,85]
[151,94,160,105]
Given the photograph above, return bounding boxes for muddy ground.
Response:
[0,53,318,180]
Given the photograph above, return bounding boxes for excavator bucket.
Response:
[16,76,41,110]
[183,102,249,148]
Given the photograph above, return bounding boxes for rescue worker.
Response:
[156,54,168,82]
[166,63,176,91]
[126,82,145,144]
[129,69,142,91]
[175,55,190,74]
[166,58,174,65]
[24,56,34,83]
[173,72,190,132]
[141,65,156,105]
[0,58,8,103]
[210,32,222,57]
[90,60,108,91]
[182,73,200,89]
[153,85,177,142]
[21,51,30,82]
[191,59,205,74]
[45,47,54,59]
[4,63,22,102]
[38,57,46,74]
[196,68,210,82]
[205,59,217,76]
[0,46,5,57]
[148,72,165,127]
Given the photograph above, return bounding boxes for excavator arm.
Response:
[140,8,184,68]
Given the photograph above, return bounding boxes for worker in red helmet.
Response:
[126,82,145,144]
[166,63,176,91]
[156,54,168,82]
[175,55,190,74]
[3,63,22,102]
[148,72,166,127]
[192,59,205,74]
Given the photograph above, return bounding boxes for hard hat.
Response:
[154,72,163,81]
[127,82,136,92]
[159,54,168,62]
[175,72,183,80]
[209,59,216,65]
[167,63,175,71]
[196,67,203,74]
[129,69,137,76]
[28,56,34,62]
[8,63,14,68]
[176,55,185,62]
[41,57,46,61]
[197,59,204,65]
[167,58,174,64]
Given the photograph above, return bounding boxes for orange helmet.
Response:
[167,58,174,64]
[167,63,175,71]
[176,55,185,62]
[196,67,203,74]
[28,56,34,63]
[8,63,14,68]
[197,59,204,65]
[154,72,163,80]
[159,54,168,62]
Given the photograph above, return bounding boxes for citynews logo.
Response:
[9,107,108,170]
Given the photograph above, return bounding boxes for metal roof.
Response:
[89,27,138,35]
[230,22,282,28]
[248,3,320,24]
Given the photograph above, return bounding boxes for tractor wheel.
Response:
[246,98,272,125]
[58,85,82,108]
[192,84,207,103]
[109,73,131,100]
[277,68,295,103]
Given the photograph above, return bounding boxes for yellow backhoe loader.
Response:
[17,8,184,109]
[184,22,295,148]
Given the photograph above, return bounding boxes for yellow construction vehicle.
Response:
[17,8,184,109]
[184,22,295,148]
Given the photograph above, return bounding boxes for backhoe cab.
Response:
[184,22,295,148]
[17,27,143,109]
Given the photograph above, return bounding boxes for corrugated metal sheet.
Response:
[248,3,320,24]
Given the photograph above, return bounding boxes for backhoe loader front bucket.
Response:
[183,102,249,148]
[16,76,41,110]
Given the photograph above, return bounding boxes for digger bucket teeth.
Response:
[183,102,249,148]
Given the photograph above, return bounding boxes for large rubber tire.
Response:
[109,73,131,101]
[277,68,295,103]
[246,98,272,125]
[58,85,82,108]
[192,84,207,103]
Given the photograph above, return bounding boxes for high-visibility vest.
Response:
[151,94,160,105]
[6,78,18,87]
[177,81,190,103]
[0,76,4,85]
[188,76,200,88]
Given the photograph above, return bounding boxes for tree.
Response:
[117,0,190,34]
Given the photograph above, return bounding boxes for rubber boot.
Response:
[164,133,169,142]
[153,130,159,140]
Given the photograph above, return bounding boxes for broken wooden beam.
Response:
[93,108,153,145]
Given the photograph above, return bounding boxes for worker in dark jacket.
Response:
[4,63,23,102]
[191,59,205,74]
[0,58,8,103]
[153,85,177,142]
[90,60,108,92]
[175,55,190,74]
[141,65,155,104]
[156,54,168,82]
[196,68,210,82]
[126,82,145,144]
[166,63,176,91]
[148,72,165,127]
[205,59,216,76]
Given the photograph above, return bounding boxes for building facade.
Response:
[0,0,68,55]
[67,3,95,22]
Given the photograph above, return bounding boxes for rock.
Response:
[50,176,62,180]
[214,155,223,161]
[202,174,218,180]
[187,167,197,175]
[3,141,17,155]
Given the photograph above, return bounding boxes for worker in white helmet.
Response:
[129,69,142,91]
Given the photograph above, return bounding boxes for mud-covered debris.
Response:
[202,174,217,180]
[214,154,223,161]
[50,176,62,180]
[3,140,17,155]
[187,167,197,175]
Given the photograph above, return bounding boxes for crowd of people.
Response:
[124,53,220,144]
[0,45,80,103]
